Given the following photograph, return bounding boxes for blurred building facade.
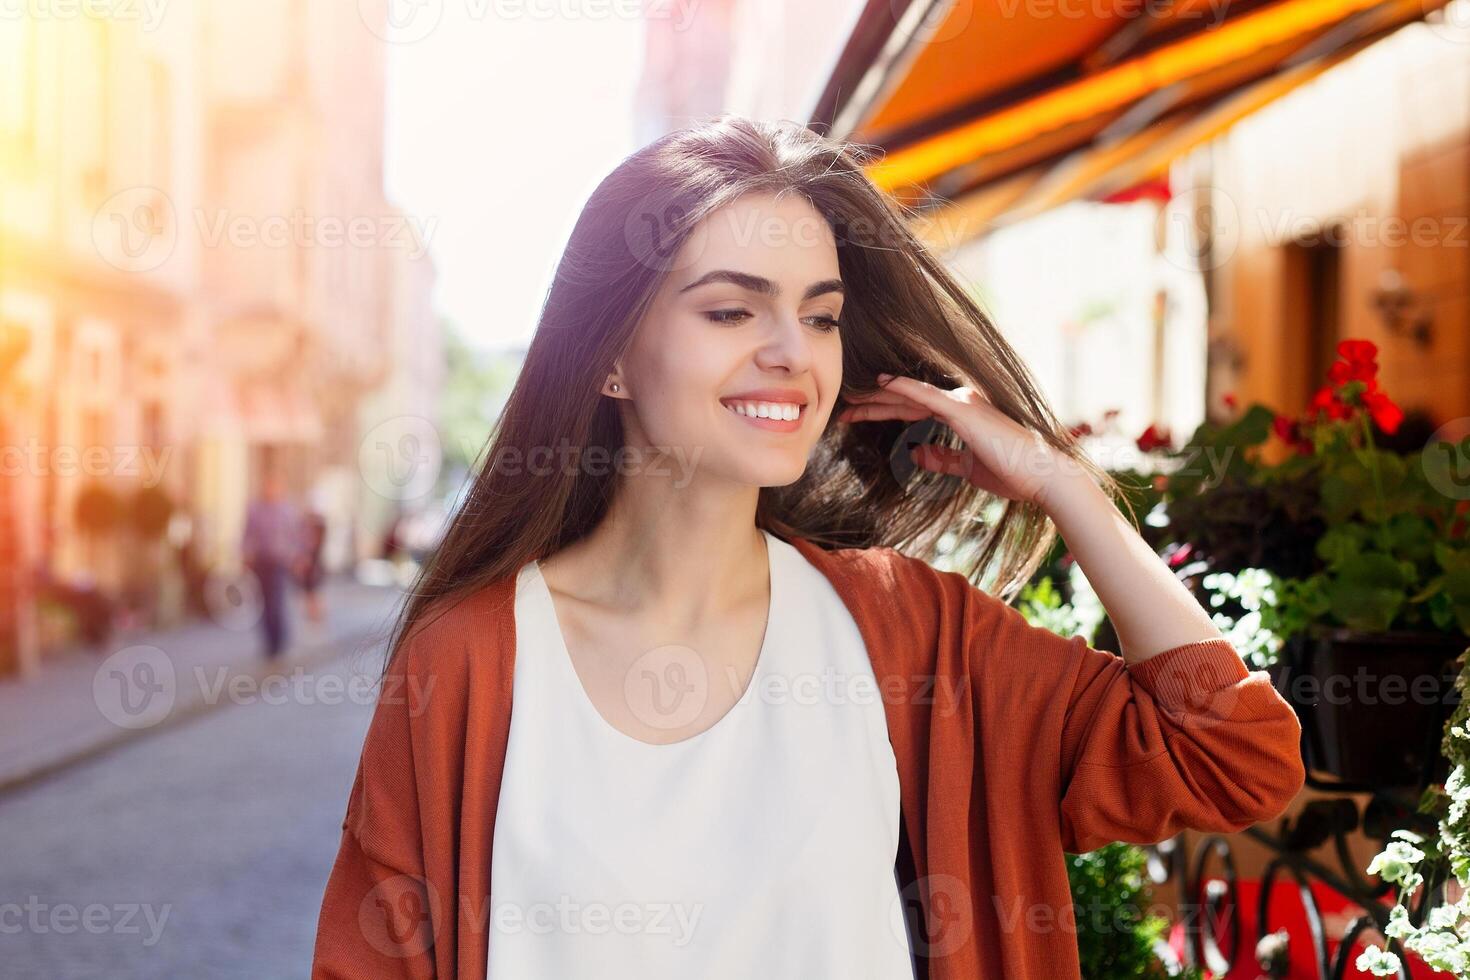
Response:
[355,211,444,570]
[633,0,863,140]
[1196,12,1470,434]
[0,0,440,677]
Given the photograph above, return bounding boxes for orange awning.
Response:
[812,0,1453,237]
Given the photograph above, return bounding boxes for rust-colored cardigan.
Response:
[312,536,1305,979]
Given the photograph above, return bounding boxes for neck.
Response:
[539,474,768,629]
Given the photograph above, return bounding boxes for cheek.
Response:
[626,326,727,438]
[816,333,844,400]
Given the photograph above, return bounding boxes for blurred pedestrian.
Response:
[381,509,404,562]
[241,468,303,660]
[34,561,113,653]
[296,503,328,625]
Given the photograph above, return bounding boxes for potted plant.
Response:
[1356,648,1470,977]
[1156,339,1470,789]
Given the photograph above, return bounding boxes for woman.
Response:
[312,116,1304,979]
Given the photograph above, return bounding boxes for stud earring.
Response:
[609,382,620,393]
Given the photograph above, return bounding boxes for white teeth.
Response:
[723,400,802,421]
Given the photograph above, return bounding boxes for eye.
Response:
[705,309,841,332]
[705,309,751,324]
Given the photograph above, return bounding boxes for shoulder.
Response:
[786,535,1000,626]
[389,570,521,684]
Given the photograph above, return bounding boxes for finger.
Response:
[878,373,996,408]
[911,445,1013,498]
[843,389,935,419]
[839,403,932,423]
[843,387,923,405]
[840,384,929,411]
[873,375,974,421]
[910,444,973,479]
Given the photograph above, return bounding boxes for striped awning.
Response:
[811,0,1454,240]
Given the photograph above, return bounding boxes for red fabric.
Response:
[1166,876,1454,978]
[1098,175,1173,204]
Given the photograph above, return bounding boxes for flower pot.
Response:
[1277,628,1468,790]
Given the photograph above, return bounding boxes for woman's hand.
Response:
[837,372,1074,510]
[841,373,1230,664]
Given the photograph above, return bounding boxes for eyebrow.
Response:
[677,269,845,302]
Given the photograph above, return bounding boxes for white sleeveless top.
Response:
[487,529,919,980]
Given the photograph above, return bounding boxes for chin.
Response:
[729,453,809,489]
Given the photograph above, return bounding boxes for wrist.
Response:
[1035,467,1107,518]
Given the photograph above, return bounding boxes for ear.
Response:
[603,359,628,398]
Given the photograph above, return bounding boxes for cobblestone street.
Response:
[0,647,381,979]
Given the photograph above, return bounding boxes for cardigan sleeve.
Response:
[311,640,438,979]
[970,590,1305,854]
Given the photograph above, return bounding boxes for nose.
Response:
[752,313,814,375]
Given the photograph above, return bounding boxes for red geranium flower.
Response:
[1328,338,1380,386]
[1336,338,1378,367]
[1362,386,1404,434]
[1273,414,1313,455]
[1310,385,1351,421]
[1136,423,1173,453]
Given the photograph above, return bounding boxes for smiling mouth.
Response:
[719,398,806,431]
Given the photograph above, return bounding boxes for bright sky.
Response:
[383,5,647,352]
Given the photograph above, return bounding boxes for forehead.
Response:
[668,191,840,286]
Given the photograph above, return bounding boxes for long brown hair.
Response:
[378,113,1125,671]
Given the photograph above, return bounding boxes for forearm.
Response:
[1040,472,1221,666]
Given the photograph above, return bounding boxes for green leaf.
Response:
[1325,553,1410,631]
[1317,526,1364,566]
[1436,542,1470,575]
[1376,513,1436,561]
[1439,566,1470,635]
[1321,470,1366,523]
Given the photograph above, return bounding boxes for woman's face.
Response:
[612,191,845,489]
